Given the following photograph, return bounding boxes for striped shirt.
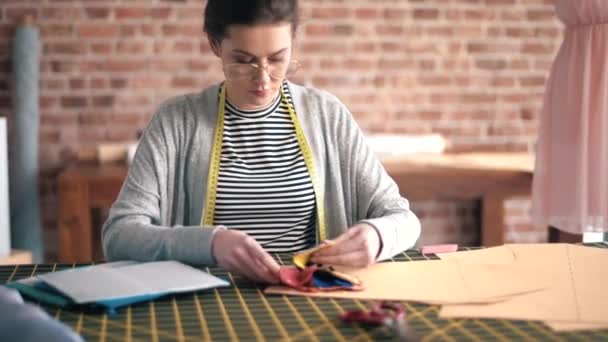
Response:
[213,82,317,253]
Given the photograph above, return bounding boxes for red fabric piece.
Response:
[341,301,406,326]
[278,266,363,292]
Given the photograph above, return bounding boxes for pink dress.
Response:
[532,0,608,234]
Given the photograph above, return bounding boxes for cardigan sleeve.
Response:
[101,100,224,266]
[334,101,421,260]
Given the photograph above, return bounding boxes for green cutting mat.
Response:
[2,243,608,341]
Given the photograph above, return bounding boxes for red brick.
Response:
[173,41,194,54]
[110,78,128,89]
[413,9,439,20]
[149,8,172,19]
[92,96,115,107]
[465,9,496,20]
[522,43,555,54]
[527,9,555,21]
[47,42,86,55]
[355,8,379,19]
[110,113,141,126]
[375,25,404,36]
[40,24,74,38]
[475,59,507,70]
[78,24,120,38]
[485,0,516,4]
[311,8,352,19]
[61,96,88,108]
[90,77,108,90]
[69,79,86,90]
[90,43,113,54]
[383,9,409,19]
[120,25,137,38]
[116,41,149,54]
[115,8,148,20]
[171,77,199,88]
[6,7,39,22]
[85,8,110,19]
[519,76,547,87]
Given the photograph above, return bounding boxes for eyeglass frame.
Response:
[222,60,300,81]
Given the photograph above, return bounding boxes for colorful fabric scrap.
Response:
[278,245,364,292]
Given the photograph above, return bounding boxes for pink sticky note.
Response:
[420,244,458,255]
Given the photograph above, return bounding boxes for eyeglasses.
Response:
[223,60,300,81]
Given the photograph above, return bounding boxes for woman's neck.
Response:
[225,86,280,111]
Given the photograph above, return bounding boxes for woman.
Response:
[102,0,421,284]
[532,0,608,241]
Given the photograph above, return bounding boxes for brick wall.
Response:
[0,0,562,259]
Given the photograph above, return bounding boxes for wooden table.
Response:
[57,153,534,262]
[382,152,534,247]
[57,163,127,262]
[0,249,32,265]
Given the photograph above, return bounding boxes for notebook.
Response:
[5,260,230,314]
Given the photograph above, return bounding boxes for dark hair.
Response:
[204,0,299,42]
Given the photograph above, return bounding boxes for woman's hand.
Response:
[310,223,382,267]
[211,229,281,284]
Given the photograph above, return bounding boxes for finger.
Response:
[244,241,281,284]
[332,227,360,245]
[226,258,265,284]
[311,250,369,267]
[254,260,280,284]
[252,246,281,275]
[314,230,365,258]
[232,248,270,283]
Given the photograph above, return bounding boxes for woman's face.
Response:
[212,23,294,110]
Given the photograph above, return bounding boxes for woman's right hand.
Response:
[211,229,281,284]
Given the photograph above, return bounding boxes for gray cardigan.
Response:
[102,82,421,266]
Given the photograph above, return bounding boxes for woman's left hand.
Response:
[309,223,381,267]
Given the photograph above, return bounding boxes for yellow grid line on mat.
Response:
[502,319,536,341]
[350,299,392,342]
[227,272,265,341]
[330,298,373,342]
[79,324,145,342]
[6,264,18,282]
[409,305,456,342]
[276,254,319,342]
[149,301,159,342]
[473,319,510,342]
[208,267,239,341]
[418,304,482,342]
[171,297,186,342]
[193,293,211,341]
[280,296,321,342]
[526,321,563,342]
[305,296,346,342]
[29,264,38,277]
[55,305,181,341]
[257,288,290,341]
[125,305,132,342]
[289,321,333,342]
[100,313,108,342]
[75,312,84,334]
[422,318,480,342]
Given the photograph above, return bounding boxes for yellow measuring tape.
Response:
[201,84,327,243]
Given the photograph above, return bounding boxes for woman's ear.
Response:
[208,37,222,58]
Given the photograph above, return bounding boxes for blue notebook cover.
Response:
[5,261,230,314]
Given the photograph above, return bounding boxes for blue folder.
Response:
[5,261,230,314]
